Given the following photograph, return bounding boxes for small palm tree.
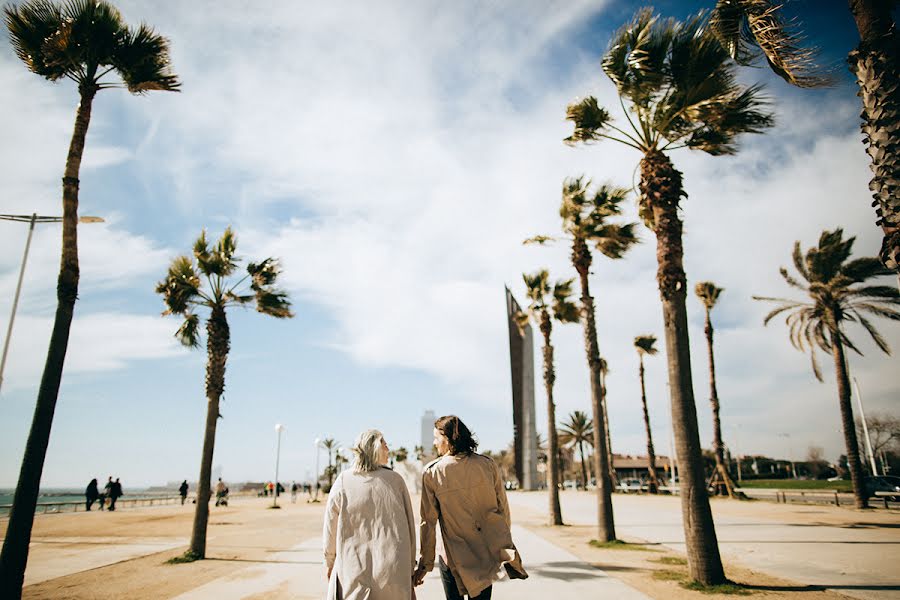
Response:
[1,2,179,593]
[321,438,337,487]
[565,9,773,584]
[519,269,579,525]
[558,411,594,490]
[754,229,900,508]
[709,1,900,271]
[526,176,637,540]
[156,228,292,559]
[695,281,737,497]
[634,335,661,494]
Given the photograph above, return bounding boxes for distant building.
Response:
[612,454,673,483]
[505,286,539,490]
[421,410,436,455]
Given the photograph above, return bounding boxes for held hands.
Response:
[413,565,428,586]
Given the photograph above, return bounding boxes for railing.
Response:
[736,487,899,508]
[0,495,184,516]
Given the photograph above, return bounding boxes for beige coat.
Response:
[324,467,416,600]
[418,453,527,597]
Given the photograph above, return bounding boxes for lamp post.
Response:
[0,213,104,394]
[778,433,796,478]
[853,377,879,476]
[273,424,285,508]
[313,437,322,502]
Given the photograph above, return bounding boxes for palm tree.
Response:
[321,438,337,487]
[0,2,179,594]
[634,335,661,494]
[709,1,900,272]
[156,228,292,559]
[519,269,579,525]
[695,281,737,497]
[599,357,617,486]
[526,176,637,540]
[754,229,900,508]
[565,9,773,584]
[558,411,594,490]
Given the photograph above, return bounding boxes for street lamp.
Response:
[273,424,285,508]
[0,213,104,394]
[778,433,796,479]
[313,437,322,503]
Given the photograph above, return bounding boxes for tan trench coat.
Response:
[417,453,527,597]
[324,467,416,600]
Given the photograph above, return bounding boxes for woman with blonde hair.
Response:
[323,429,416,599]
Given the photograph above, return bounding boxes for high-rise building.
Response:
[505,286,539,490]
[421,410,436,456]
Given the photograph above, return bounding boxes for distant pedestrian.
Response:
[291,481,298,503]
[215,478,227,506]
[179,480,189,505]
[102,476,113,511]
[108,478,123,511]
[85,479,99,511]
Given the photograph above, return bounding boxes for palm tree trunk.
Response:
[572,240,616,540]
[830,332,868,509]
[189,305,230,558]
[641,149,725,585]
[0,83,98,598]
[848,0,900,271]
[600,368,616,486]
[704,310,736,498]
[638,356,659,494]
[578,439,588,490]
[540,311,563,526]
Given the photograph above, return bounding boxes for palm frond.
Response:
[791,241,811,283]
[523,235,556,246]
[197,228,239,277]
[552,278,580,323]
[841,257,894,283]
[4,0,67,79]
[845,285,900,300]
[709,0,832,89]
[851,302,900,320]
[174,312,200,348]
[255,289,293,318]
[564,96,612,145]
[112,22,180,93]
[155,255,201,315]
[854,312,891,355]
[593,222,639,259]
[246,258,292,318]
[778,267,807,291]
[523,269,551,307]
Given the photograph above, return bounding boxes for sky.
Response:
[1,0,897,488]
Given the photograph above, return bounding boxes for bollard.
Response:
[834,491,839,507]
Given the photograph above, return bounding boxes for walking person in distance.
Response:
[84,479,99,511]
[179,480,189,505]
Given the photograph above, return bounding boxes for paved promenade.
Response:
[508,491,900,600]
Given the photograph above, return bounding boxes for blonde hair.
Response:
[352,429,385,473]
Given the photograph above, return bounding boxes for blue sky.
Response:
[1,1,897,488]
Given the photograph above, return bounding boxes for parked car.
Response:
[617,478,643,493]
[864,475,900,500]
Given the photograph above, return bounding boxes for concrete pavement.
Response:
[507,490,900,600]
[170,525,651,599]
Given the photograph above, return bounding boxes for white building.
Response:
[421,410,436,454]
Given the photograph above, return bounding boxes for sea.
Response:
[0,488,174,516]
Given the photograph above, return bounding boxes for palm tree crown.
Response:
[519,270,580,328]
[5,0,180,93]
[754,228,899,380]
[156,228,292,348]
[695,281,724,311]
[634,335,659,356]
[558,411,594,449]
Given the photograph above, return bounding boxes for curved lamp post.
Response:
[0,213,104,394]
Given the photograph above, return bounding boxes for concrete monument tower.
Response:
[505,286,539,490]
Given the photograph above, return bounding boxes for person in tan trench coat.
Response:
[324,429,416,600]
[414,415,527,599]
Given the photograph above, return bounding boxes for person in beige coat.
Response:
[414,415,527,599]
[323,429,416,600]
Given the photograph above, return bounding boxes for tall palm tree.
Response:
[634,335,661,494]
[156,228,292,559]
[526,176,637,540]
[558,411,594,490]
[695,281,737,497]
[321,438,337,488]
[754,229,900,508]
[565,9,772,584]
[599,357,617,486]
[518,269,579,525]
[710,1,900,273]
[0,2,179,594]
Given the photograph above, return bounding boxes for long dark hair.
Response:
[435,415,478,455]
